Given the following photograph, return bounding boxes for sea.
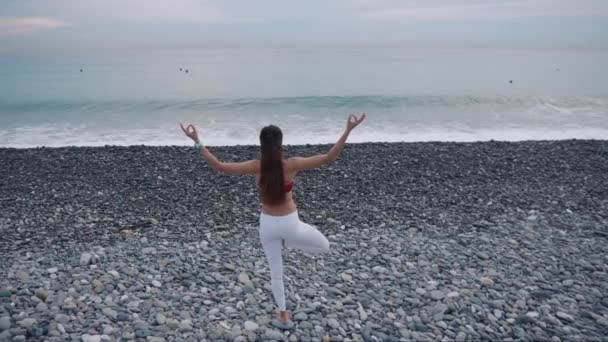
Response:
[1,45,607,147]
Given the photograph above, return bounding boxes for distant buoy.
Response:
[179,68,182,71]
[185,69,189,73]
[80,68,83,72]
[509,80,513,84]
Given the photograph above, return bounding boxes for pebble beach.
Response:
[1,140,607,341]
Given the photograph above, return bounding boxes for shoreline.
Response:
[1,140,607,341]
[1,137,607,149]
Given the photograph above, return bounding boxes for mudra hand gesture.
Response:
[180,123,200,143]
[346,113,366,132]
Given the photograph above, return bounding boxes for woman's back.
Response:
[258,159,297,216]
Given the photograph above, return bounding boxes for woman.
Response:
[180,113,366,328]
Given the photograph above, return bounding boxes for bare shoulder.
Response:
[285,154,328,172]
[284,157,297,173]
[220,159,261,175]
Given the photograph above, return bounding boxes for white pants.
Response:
[259,211,330,310]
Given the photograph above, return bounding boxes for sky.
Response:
[1,0,608,56]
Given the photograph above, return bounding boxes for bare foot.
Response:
[279,310,290,324]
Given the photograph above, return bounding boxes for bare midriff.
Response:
[258,160,298,216]
[261,189,297,216]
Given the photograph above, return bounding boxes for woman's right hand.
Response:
[179,123,200,143]
[346,113,366,132]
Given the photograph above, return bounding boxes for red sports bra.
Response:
[285,180,294,193]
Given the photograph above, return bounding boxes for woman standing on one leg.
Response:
[180,113,366,328]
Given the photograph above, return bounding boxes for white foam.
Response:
[1,124,606,148]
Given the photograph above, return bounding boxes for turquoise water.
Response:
[1,45,607,147]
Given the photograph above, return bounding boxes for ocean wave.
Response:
[1,124,607,148]
[1,95,607,115]
[1,95,606,147]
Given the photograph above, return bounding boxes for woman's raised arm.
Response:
[180,123,260,175]
[288,113,366,172]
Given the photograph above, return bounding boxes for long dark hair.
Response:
[259,125,285,205]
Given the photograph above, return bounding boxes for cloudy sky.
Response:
[2,0,608,55]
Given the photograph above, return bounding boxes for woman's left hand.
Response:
[346,113,366,132]
[180,123,200,143]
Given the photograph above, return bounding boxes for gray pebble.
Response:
[0,317,10,331]
[430,290,444,300]
[243,320,258,331]
[80,253,92,266]
[327,318,340,329]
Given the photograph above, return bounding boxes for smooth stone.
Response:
[0,317,10,331]
[147,337,165,342]
[116,313,129,321]
[294,312,308,321]
[178,320,192,332]
[327,318,340,329]
[151,280,162,288]
[562,279,574,286]
[476,252,490,260]
[102,308,117,319]
[480,277,494,286]
[300,321,314,329]
[36,288,49,301]
[243,320,258,331]
[358,304,368,321]
[18,318,36,329]
[513,327,526,338]
[430,291,445,300]
[493,310,503,319]
[135,330,151,338]
[303,288,317,297]
[156,313,166,325]
[80,253,93,266]
[48,267,58,274]
[122,332,135,340]
[372,266,388,273]
[81,334,101,342]
[55,314,69,324]
[142,247,157,254]
[556,312,574,322]
[326,287,346,297]
[0,331,11,341]
[241,283,255,294]
[108,270,120,278]
[265,329,284,340]
[166,318,179,329]
[446,291,460,298]
[415,288,427,295]
[238,272,250,284]
[340,273,352,281]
